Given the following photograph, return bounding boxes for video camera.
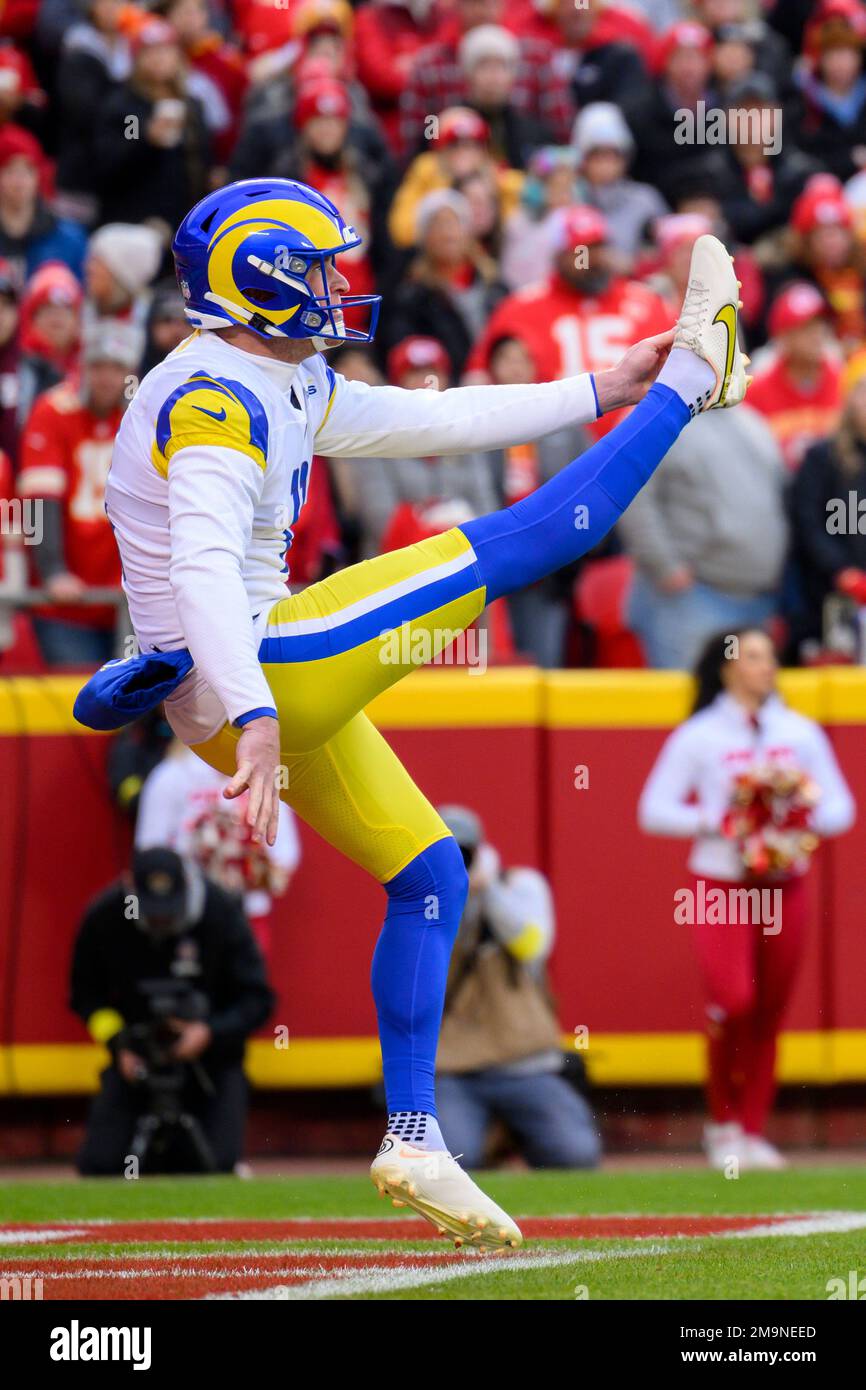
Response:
[118,978,218,1174]
[116,977,210,1074]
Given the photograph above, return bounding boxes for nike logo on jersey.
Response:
[193,404,228,421]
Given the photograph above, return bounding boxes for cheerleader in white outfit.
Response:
[639,628,855,1169]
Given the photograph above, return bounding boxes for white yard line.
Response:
[207,1245,672,1300]
[0,1229,87,1245]
[723,1211,866,1240]
[0,1247,450,1264]
[0,1266,367,1280]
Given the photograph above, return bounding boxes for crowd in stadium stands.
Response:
[2,0,866,671]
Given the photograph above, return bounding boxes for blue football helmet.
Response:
[172,177,380,343]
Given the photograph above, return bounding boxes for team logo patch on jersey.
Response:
[150,372,269,476]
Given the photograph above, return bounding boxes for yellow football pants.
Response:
[191,527,485,884]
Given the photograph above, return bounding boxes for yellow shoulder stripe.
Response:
[151,372,269,477]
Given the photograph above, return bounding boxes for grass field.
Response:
[3,1166,866,1301]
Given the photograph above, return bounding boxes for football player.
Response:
[77,177,748,1249]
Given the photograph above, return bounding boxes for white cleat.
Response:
[703,1121,746,1171]
[674,234,750,412]
[370,1134,523,1251]
[741,1135,787,1170]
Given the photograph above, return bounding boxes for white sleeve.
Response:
[801,723,856,837]
[484,868,555,963]
[315,372,600,459]
[638,723,706,837]
[167,445,276,726]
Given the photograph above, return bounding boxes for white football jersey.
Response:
[107,329,334,660]
[106,327,598,740]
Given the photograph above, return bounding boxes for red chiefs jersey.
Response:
[747,355,842,473]
[467,274,673,439]
[18,381,123,626]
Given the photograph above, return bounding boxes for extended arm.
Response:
[316,333,675,459]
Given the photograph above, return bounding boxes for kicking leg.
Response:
[462,232,748,602]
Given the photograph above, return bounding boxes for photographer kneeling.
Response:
[71,848,274,1175]
[436,807,601,1170]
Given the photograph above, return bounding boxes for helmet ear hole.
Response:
[244,287,278,306]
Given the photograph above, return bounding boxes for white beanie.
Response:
[458,24,520,74]
[83,317,144,369]
[572,102,634,162]
[87,223,164,296]
[416,189,473,241]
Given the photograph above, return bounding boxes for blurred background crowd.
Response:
[1,0,866,674]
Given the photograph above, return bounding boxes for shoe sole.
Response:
[370,1168,523,1251]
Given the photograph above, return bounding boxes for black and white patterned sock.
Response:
[387,1111,447,1152]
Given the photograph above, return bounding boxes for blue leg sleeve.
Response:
[461,382,691,603]
[371,836,469,1115]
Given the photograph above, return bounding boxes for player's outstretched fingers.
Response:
[223,762,252,801]
[265,778,280,847]
[247,771,264,837]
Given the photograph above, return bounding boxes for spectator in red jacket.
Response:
[749,283,843,474]
[17,318,140,666]
[17,258,82,428]
[353,0,442,155]
[785,175,866,353]
[467,203,672,439]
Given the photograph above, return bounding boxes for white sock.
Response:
[657,347,716,416]
[387,1111,448,1152]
